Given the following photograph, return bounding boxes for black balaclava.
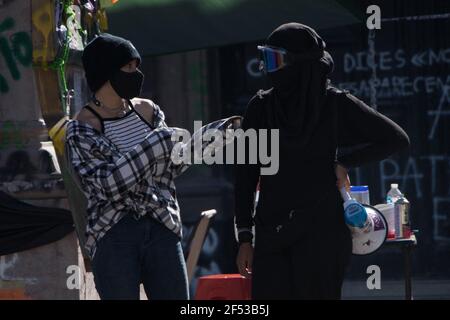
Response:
[82,33,143,98]
[263,23,334,147]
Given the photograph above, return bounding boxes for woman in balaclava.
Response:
[66,33,239,300]
[235,23,410,299]
[65,34,190,300]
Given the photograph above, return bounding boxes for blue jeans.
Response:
[91,212,189,300]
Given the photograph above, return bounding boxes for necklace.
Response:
[92,94,129,117]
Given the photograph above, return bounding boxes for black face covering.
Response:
[263,23,334,148]
[110,69,144,99]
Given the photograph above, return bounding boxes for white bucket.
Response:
[375,203,395,239]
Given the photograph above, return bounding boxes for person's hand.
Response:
[335,164,351,192]
[236,242,253,278]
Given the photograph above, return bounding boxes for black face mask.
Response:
[110,69,144,99]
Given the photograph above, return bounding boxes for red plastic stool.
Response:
[195,274,252,300]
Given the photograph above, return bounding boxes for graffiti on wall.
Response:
[0,17,32,94]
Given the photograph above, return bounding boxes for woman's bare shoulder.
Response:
[132,98,154,124]
[73,107,102,132]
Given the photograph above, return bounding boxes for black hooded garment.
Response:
[234,23,410,299]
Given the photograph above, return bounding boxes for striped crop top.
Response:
[84,100,153,153]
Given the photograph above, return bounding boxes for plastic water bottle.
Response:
[386,184,411,238]
[386,183,403,204]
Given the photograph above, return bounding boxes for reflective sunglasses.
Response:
[257,45,290,73]
[257,45,326,73]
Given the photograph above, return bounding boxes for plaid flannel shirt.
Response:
[65,105,239,259]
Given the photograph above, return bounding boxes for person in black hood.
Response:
[235,23,410,299]
[263,23,333,147]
